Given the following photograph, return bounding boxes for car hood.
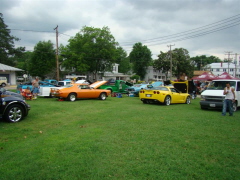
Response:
[90,81,108,89]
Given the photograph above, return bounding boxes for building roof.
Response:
[208,62,236,68]
[194,71,211,76]
[0,63,24,71]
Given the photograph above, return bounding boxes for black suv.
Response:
[0,89,30,122]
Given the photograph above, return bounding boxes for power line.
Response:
[120,14,240,45]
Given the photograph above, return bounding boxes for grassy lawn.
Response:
[0,95,239,179]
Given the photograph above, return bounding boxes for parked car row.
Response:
[3,79,238,123]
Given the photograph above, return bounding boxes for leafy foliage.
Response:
[129,42,152,80]
[0,13,25,65]
[172,48,194,79]
[61,26,118,80]
[115,47,131,74]
[28,40,56,79]
[153,51,170,79]
[190,55,222,70]
[154,48,194,79]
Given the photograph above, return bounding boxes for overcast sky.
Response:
[1,0,240,61]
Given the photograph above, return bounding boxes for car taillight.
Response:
[140,90,145,93]
[153,91,160,94]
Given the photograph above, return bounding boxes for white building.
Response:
[203,62,240,78]
[101,63,131,81]
[143,66,166,82]
[0,63,24,85]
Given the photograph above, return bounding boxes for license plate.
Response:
[146,94,151,97]
[210,104,216,107]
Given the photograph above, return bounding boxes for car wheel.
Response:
[99,93,107,100]
[4,104,24,123]
[185,96,191,104]
[1,83,6,87]
[233,101,237,112]
[164,96,171,106]
[67,93,77,101]
[201,106,207,110]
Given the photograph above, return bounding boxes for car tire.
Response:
[1,83,6,87]
[164,96,171,106]
[201,106,207,110]
[4,104,24,123]
[99,93,107,100]
[67,93,77,102]
[185,96,191,104]
[233,101,237,112]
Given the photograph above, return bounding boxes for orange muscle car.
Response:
[50,81,111,101]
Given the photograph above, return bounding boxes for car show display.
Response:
[139,80,191,105]
[50,81,111,101]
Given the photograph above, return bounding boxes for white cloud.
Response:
[1,0,239,60]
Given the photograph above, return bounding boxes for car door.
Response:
[77,85,96,98]
[170,88,185,103]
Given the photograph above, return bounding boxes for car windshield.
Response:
[207,81,236,90]
[152,82,163,87]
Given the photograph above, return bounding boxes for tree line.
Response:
[0,13,221,81]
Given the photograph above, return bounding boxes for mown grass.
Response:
[0,95,239,180]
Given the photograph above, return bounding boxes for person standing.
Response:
[222,82,235,116]
[32,76,39,99]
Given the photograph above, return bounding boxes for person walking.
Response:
[32,76,39,99]
[222,82,235,116]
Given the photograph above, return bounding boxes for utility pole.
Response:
[167,44,175,80]
[54,25,59,81]
[224,51,234,74]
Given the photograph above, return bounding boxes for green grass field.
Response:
[0,95,239,179]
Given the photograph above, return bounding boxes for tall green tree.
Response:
[115,46,130,74]
[153,51,170,79]
[0,13,25,65]
[190,55,221,70]
[129,42,152,80]
[28,40,55,79]
[172,48,194,79]
[61,26,118,80]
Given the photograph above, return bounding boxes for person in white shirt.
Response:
[222,82,235,116]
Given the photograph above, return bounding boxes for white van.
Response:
[200,79,240,111]
[0,77,7,87]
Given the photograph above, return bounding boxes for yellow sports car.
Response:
[139,81,191,105]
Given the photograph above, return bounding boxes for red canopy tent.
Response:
[213,72,239,80]
[192,72,216,81]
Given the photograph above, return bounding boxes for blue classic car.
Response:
[126,81,164,97]
[126,84,148,96]
[17,81,59,92]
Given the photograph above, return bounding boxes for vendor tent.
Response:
[213,72,239,80]
[192,72,216,81]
